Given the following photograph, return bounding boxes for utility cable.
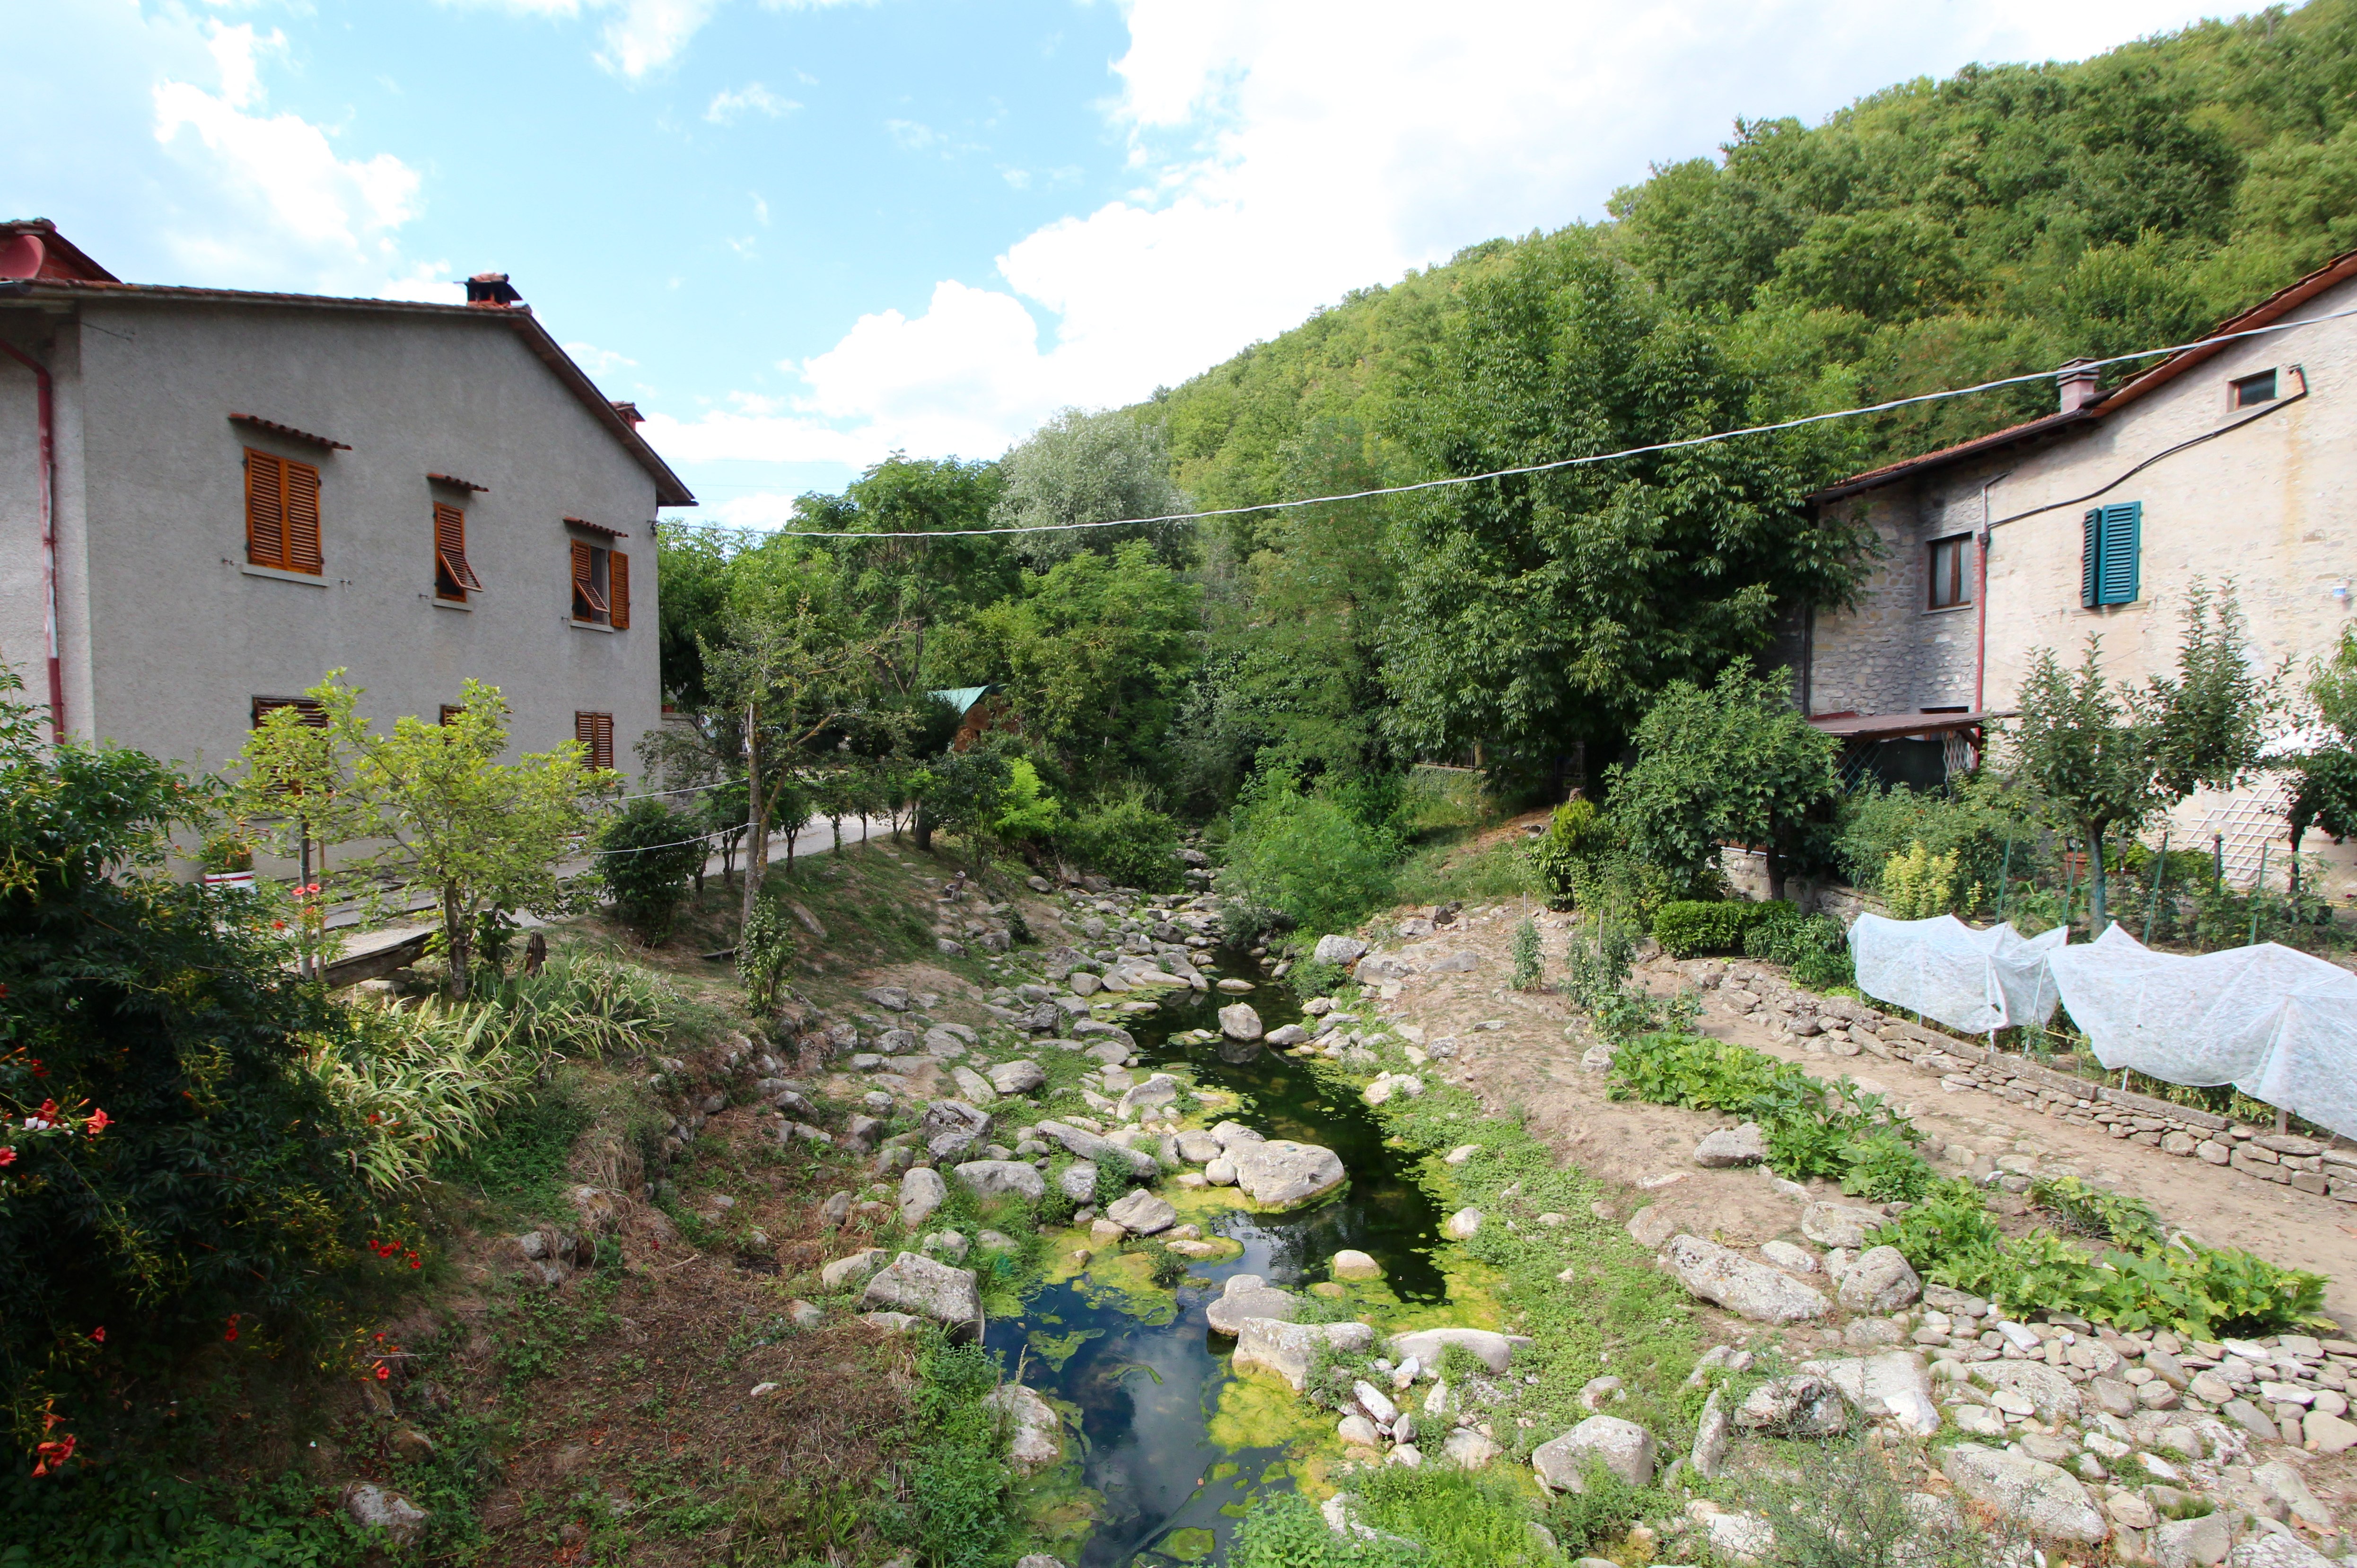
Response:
[656,303,2357,541]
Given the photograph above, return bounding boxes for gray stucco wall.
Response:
[33,298,661,785]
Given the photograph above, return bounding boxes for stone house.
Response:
[0,219,692,811]
[1799,245,2357,893]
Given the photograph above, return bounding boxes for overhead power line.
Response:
[658,305,2357,541]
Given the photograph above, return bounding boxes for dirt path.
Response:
[1358,900,2357,1328]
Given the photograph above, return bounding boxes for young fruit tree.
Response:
[2006,582,2275,933]
[236,674,615,997]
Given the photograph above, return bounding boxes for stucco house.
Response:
[0,218,691,806]
[1799,245,2357,892]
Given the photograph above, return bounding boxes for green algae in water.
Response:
[1219,1502,1249,1519]
[1027,1326,1103,1372]
[1208,1371,1332,1453]
[1209,1463,1238,1483]
[1161,1527,1217,1561]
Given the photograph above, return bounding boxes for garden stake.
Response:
[1998,837,2013,922]
[2250,843,2268,946]
[2214,832,2224,892]
[2143,828,2167,946]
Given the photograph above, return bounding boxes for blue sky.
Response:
[7,0,2236,528]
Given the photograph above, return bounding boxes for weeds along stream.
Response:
[991,949,1447,1568]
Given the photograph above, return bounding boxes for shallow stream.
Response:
[981,954,1451,1566]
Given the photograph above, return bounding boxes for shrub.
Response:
[1546,1455,1664,1557]
[1062,788,1182,892]
[2030,1174,2163,1245]
[1511,916,1543,990]
[1650,898,1797,957]
[1734,1437,1999,1568]
[1230,1492,1419,1568]
[1882,840,1966,920]
[1835,776,2022,904]
[0,669,377,1462]
[1354,1463,1553,1565]
[990,758,1063,845]
[1744,909,1853,990]
[311,999,544,1194]
[737,894,798,1013]
[1220,786,1399,934]
[596,798,708,944]
[1528,798,1609,909]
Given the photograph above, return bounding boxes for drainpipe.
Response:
[0,339,61,744]
[1974,472,2009,725]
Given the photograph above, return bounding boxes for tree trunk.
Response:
[2088,833,2112,933]
[914,809,933,854]
[444,886,473,1000]
[1764,844,1787,903]
[740,701,767,936]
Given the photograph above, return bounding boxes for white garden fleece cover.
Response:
[2048,924,2357,1141]
[1848,913,2068,1035]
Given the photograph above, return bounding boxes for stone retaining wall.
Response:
[1679,958,2357,1207]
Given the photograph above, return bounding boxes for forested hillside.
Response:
[1143,0,2357,794]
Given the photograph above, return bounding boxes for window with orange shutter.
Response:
[609,550,630,629]
[571,540,610,623]
[247,451,325,573]
[438,704,465,726]
[434,504,483,602]
[252,695,330,728]
[574,711,614,770]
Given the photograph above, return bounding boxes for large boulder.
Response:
[1800,1201,1888,1250]
[1939,1444,2106,1544]
[988,1060,1046,1095]
[1314,935,1369,967]
[1735,1374,1851,1437]
[1691,1387,1732,1479]
[861,1252,985,1340]
[899,1166,948,1228]
[1531,1416,1657,1493]
[949,1066,999,1105]
[1389,1327,1533,1375]
[1331,1250,1383,1281]
[1798,1352,1938,1435]
[1218,1003,1265,1041]
[1233,1318,1376,1391]
[820,1248,888,1291]
[1033,1119,1161,1179]
[341,1483,429,1547]
[1229,1139,1347,1209]
[1660,1235,1831,1323]
[1205,1273,1303,1336]
[1694,1123,1769,1168]
[954,1160,1047,1204]
[2152,1512,2233,1568]
[1056,1163,1101,1203]
[922,1099,993,1160]
[1443,1428,1502,1471]
[1105,1188,1178,1236]
[984,1383,1064,1470]
[1119,1074,1182,1117]
[1837,1245,1923,1313]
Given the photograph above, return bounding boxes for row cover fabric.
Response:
[2049,925,2357,1142]
[1848,913,2068,1035]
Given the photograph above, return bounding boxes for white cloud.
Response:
[564,341,640,376]
[705,80,797,122]
[452,0,868,78]
[644,0,2233,490]
[151,21,454,300]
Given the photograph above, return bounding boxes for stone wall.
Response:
[1680,958,2357,1207]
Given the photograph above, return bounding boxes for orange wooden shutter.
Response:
[608,550,630,628]
[574,711,613,770]
[245,449,286,568]
[284,459,323,574]
[570,540,608,619]
[434,504,483,595]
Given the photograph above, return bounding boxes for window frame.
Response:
[2230,368,2279,409]
[571,540,611,625]
[1927,532,1973,611]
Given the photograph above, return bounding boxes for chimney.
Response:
[465,272,521,307]
[610,400,644,428]
[2057,357,2100,413]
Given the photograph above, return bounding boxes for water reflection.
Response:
[982,951,1450,1565]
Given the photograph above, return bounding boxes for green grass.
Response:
[433,1072,596,1218]
[1392,836,1541,907]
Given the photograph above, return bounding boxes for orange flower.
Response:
[85,1109,110,1137]
[90,1327,105,1344]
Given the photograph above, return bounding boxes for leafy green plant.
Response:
[1610,1034,1915,1183]
[1060,787,1182,891]
[1528,797,1608,910]
[1219,781,1400,934]
[1510,916,1543,990]
[1229,1491,1420,1568]
[595,797,708,944]
[2030,1174,2163,1245]
[737,893,798,1014]
[1840,1129,1940,1201]
[1125,1235,1188,1287]
[310,997,546,1193]
[1545,1456,1666,1556]
[893,1335,1012,1568]
[1882,840,1964,920]
[1354,1463,1552,1565]
[1651,898,1798,957]
[1744,909,1854,990]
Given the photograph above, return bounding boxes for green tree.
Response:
[935,541,1200,779]
[0,668,370,1453]
[1609,659,1838,901]
[915,748,1012,868]
[1219,779,1401,935]
[236,675,613,999]
[2288,626,2357,886]
[596,798,708,945]
[992,407,1191,566]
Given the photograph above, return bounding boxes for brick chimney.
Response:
[610,400,644,428]
[465,272,521,307]
[2057,357,2100,413]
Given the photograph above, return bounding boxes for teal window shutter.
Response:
[2083,502,2141,606]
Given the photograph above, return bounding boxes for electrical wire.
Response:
[656,303,2357,541]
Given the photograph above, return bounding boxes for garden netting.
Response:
[2048,925,2357,1142]
[1847,912,2068,1035]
